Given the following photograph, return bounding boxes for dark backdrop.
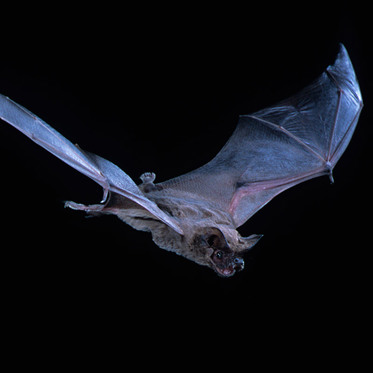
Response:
[0,4,370,365]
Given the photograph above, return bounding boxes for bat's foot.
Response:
[140,172,156,184]
[139,172,162,193]
[325,161,334,184]
[64,201,105,213]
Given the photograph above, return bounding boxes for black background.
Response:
[0,4,370,366]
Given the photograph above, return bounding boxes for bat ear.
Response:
[199,227,228,249]
[237,234,263,253]
[206,228,229,249]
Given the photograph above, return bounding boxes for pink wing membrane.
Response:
[159,44,363,228]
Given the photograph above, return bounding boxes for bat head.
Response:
[193,227,261,277]
[142,205,262,276]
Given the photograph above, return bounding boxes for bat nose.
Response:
[233,257,245,270]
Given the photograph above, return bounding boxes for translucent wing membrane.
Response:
[0,45,361,233]
[160,44,362,227]
[0,94,184,234]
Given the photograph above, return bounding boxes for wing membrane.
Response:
[0,94,183,234]
[159,44,362,227]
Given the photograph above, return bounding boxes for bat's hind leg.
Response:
[64,200,105,216]
[139,172,162,193]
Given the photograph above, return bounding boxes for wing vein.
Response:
[330,102,363,164]
[326,88,342,161]
[246,114,326,163]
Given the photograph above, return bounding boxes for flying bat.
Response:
[0,44,363,276]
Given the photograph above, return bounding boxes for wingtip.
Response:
[337,43,348,57]
[335,43,352,71]
[327,43,362,104]
[329,43,353,74]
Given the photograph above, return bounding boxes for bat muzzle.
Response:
[233,256,245,270]
[214,256,245,277]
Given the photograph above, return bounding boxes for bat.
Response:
[0,44,363,277]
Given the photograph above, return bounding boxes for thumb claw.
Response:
[100,187,110,204]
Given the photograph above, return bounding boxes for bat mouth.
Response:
[212,257,245,277]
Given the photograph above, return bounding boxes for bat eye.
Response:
[215,250,224,260]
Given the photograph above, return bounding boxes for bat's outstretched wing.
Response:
[159,44,363,228]
[0,94,183,235]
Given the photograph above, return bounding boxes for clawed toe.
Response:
[64,201,105,212]
[140,172,156,184]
